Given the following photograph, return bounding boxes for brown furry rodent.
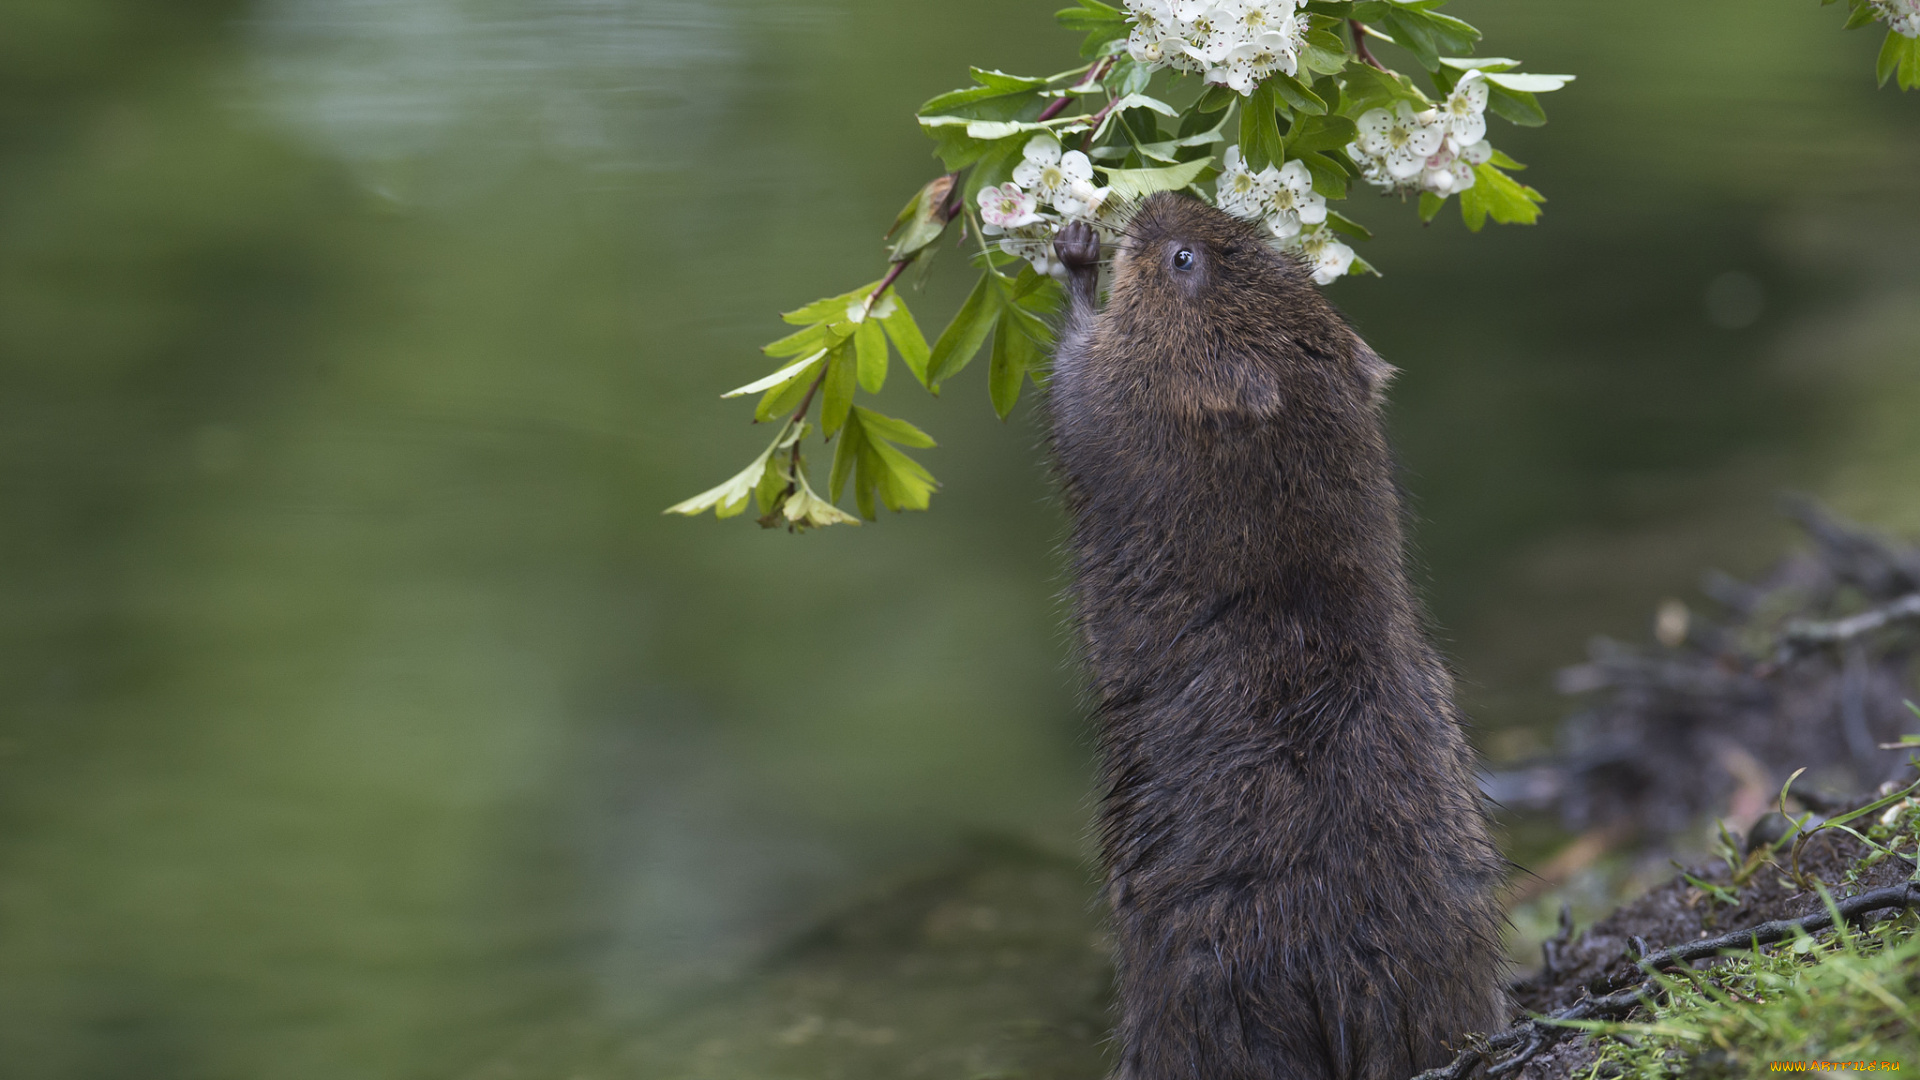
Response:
[1048,194,1506,1080]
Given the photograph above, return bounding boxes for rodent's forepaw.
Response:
[1054,222,1100,273]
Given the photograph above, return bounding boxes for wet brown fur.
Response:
[1047,194,1506,1080]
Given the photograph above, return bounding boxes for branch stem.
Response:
[1351,20,1385,70]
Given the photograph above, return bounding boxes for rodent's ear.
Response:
[1352,337,1398,407]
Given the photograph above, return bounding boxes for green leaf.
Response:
[1418,191,1445,223]
[1485,83,1547,126]
[1295,151,1349,199]
[927,272,1005,386]
[830,412,862,503]
[1325,209,1373,240]
[1239,79,1287,170]
[1438,56,1522,73]
[841,406,939,515]
[853,318,887,395]
[1300,29,1349,76]
[1881,29,1920,89]
[884,177,955,262]
[1347,253,1381,278]
[763,320,839,358]
[855,407,936,449]
[781,283,878,326]
[724,349,824,399]
[1340,63,1430,110]
[1195,83,1237,113]
[1848,2,1885,28]
[1099,155,1220,199]
[754,358,821,422]
[664,426,797,520]
[1284,112,1357,155]
[1458,162,1545,231]
[877,292,931,387]
[1270,73,1327,115]
[1056,0,1129,56]
[918,68,1049,120]
[820,342,857,436]
[1483,71,1574,93]
[989,310,1034,418]
[1489,148,1525,169]
[868,437,938,511]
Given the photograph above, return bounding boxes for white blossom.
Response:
[1264,159,1325,239]
[1289,224,1355,285]
[1214,145,1274,218]
[977,183,1042,230]
[1122,0,1307,93]
[1012,135,1095,212]
[1438,70,1489,147]
[1355,101,1445,181]
[993,222,1062,278]
[1871,0,1920,36]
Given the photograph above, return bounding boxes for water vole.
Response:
[1049,194,1506,1080]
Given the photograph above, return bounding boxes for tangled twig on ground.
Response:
[1412,882,1920,1080]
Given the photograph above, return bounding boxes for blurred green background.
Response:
[0,0,1915,1077]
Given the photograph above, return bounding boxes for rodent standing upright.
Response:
[1048,195,1506,1080]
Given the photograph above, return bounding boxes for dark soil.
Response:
[1508,818,1916,1080]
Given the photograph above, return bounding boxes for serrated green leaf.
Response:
[1296,151,1349,199]
[927,272,1005,386]
[1325,208,1372,240]
[1879,29,1916,87]
[1340,63,1430,110]
[853,318,887,395]
[1239,79,1287,170]
[1485,83,1547,126]
[1270,73,1327,115]
[724,349,825,399]
[664,427,795,520]
[1285,112,1358,155]
[1483,71,1573,93]
[820,341,857,436]
[763,320,839,358]
[830,411,863,503]
[755,357,821,422]
[1098,155,1220,199]
[918,69,1049,119]
[1055,0,1126,29]
[781,284,878,326]
[989,310,1033,418]
[884,178,955,262]
[1438,56,1521,73]
[868,438,938,511]
[1110,92,1180,117]
[878,292,931,387]
[854,406,936,449]
[1195,83,1237,113]
[1459,162,1544,231]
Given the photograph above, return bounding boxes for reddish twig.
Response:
[1351,19,1385,71]
[1039,57,1114,123]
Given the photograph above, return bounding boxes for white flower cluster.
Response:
[1872,0,1920,37]
[1345,72,1494,198]
[1213,146,1353,284]
[1124,0,1311,94]
[976,135,1116,276]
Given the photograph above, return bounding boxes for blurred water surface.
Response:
[0,0,1915,1076]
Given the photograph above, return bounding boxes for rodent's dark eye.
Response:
[1172,248,1195,271]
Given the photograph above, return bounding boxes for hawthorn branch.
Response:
[1352,20,1386,71]
[1039,57,1114,124]
[1408,882,1920,1080]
